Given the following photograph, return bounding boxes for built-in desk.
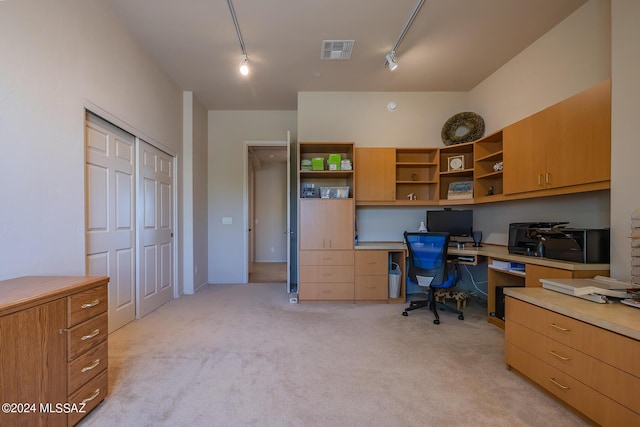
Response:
[355,242,610,321]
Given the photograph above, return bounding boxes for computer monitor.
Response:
[426,209,473,239]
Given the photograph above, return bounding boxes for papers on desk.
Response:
[489,260,525,275]
[541,276,640,304]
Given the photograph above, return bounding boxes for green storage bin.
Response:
[312,157,324,171]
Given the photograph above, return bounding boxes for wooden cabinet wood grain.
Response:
[299,199,354,250]
[505,296,640,425]
[503,80,611,196]
[0,276,109,426]
[355,147,395,202]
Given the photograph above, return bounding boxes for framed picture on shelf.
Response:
[447,181,473,200]
[447,155,465,171]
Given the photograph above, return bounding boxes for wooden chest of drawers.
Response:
[0,276,109,427]
[505,295,640,426]
[299,250,354,301]
[354,250,389,301]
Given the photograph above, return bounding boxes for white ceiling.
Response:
[105,0,587,111]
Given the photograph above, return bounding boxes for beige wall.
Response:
[298,0,611,251]
[610,0,640,280]
[208,111,297,283]
[0,0,183,280]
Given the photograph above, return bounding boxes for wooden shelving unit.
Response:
[395,148,439,203]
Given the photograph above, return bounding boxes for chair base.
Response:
[402,291,464,324]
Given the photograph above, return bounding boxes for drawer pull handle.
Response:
[82,388,101,404]
[549,351,571,361]
[322,273,332,276]
[549,378,570,390]
[81,359,101,372]
[81,329,100,341]
[367,261,377,264]
[550,323,570,332]
[82,299,100,309]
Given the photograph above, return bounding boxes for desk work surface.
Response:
[355,241,609,271]
[505,287,640,341]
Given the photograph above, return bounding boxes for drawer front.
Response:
[67,312,108,361]
[506,342,640,426]
[355,276,388,301]
[506,297,640,378]
[67,284,108,327]
[67,369,108,426]
[506,320,640,414]
[68,340,108,395]
[299,250,354,266]
[355,251,388,275]
[299,265,354,283]
[299,282,354,301]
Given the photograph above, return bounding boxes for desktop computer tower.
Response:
[495,285,524,320]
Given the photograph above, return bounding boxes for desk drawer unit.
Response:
[66,283,108,425]
[355,251,388,301]
[505,297,640,425]
[299,250,354,302]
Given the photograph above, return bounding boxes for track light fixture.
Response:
[239,55,249,75]
[227,0,250,76]
[384,0,425,71]
[386,52,398,71]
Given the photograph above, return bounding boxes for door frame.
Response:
[242,139,290,289]
[84,101,179,311]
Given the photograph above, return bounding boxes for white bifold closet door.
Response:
[85,113,136,333]
[137,141,174,318]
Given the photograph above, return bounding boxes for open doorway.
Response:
[245,142,289,285]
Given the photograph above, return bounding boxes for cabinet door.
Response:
[525,264,572,287]
[545,79,611,189]
[325,199,354,249]
[0,299,67,427]
[503,117,545,194]
[355,148,395,201]
[299,199,326,250]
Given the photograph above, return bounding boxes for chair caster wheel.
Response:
[458,314,464,320]
[433,319,440,325]
[402,311,408,317]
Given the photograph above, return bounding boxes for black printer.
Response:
[508,222,610,263]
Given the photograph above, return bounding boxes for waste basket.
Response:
[388,262,401,298]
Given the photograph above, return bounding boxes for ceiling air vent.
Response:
[321,40,354,60]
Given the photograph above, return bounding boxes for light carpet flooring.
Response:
[79,283,587,427]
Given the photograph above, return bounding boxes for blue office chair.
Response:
[401,231,464,324]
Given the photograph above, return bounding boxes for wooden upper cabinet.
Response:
[546,79,611,189]
[503,79,611,196]
[355,147,395,202]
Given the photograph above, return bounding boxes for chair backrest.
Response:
[404,231,450,288]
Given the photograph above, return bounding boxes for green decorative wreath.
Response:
[441,112,485,145]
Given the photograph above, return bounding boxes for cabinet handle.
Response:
[81,329,100,341]
[322,273,332,276]
[545,172,551,185]
[549,323,570,332]
[81,388,101,404]
[548,378,570,390]
[538,174,542,186]
[367,261,377,264]
[81,299,100,309]
[81,359,101,372]
[549,350,571,361]
[322,257,333,260]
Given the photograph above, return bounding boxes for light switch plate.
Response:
[222,217,232,225]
